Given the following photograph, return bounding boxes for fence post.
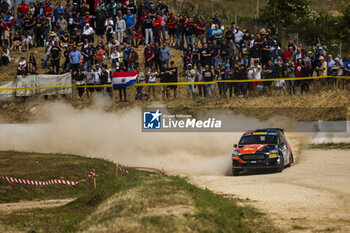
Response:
[93,168,96,189]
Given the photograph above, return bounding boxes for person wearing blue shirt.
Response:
[211,24,222,42]
[234,26,244,46]
[263,60,275,94]
[54,2,64,20]
[344,56,350,76]
[159,43,171,68]
[69,46,82,71]
[206,25,214,43]
[124,9,136,44]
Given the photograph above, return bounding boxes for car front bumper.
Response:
[232,156,280,169]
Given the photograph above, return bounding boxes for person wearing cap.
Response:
[318,56,328,77]
[185,19,196,49]
[69,45,82,72]
[167,12,176,46]
[82,23,94,43]
[185,63,196,98]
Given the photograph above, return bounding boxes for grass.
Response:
[0,151,279,233]
[309,143,350,150]
[292,225,308,230]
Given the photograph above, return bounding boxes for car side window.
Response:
[278,133,284,146]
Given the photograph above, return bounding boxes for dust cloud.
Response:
[0,97,309,175]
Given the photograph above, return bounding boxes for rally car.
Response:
[232,128,294,176]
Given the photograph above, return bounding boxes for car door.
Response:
[278,132,288,164]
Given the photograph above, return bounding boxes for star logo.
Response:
[150,110,161,122]
[143,109,162,129]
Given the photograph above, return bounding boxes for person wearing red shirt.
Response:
[44,1,53,30]
[282,46,292,62]
[82,13,91,27]
[133,28,142,48]
[153,14,162,44]
[167,12,175,46]
[295,58,304,77]
[18,0,29,18]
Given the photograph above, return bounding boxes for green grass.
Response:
[292,225,308,230]
[309,143,350,150]
[0,151,279,233]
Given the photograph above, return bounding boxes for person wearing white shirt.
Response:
[110,47,120,68]
[82,23,94,42]
[105,16,114,42]
[115,15,126,44]
[1,46,11,66]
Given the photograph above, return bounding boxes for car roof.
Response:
[243,128,283,135]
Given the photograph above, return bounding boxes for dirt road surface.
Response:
[190,148,350,232]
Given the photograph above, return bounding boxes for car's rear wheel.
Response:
[232,169,240,176]
[276,155,284,172]
[286,152,294,167]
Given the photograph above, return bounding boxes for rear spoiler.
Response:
[267,128,284,134]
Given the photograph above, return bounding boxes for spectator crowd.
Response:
[0,0,349,100]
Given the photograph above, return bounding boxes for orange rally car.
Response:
[232,128,294,176]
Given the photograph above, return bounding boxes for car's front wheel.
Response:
[276,155,284,172]
[232,169,240,176]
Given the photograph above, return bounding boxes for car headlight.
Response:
[232,150,240,156]
[269,154,278,158]
[269,149,278,154]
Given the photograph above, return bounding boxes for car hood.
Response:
[237,144,277,154]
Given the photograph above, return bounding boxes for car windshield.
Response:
[239,135,277,145]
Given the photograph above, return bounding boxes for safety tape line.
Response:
[0,76,349,91]
[119,166,164,173]
[0,170,96,186]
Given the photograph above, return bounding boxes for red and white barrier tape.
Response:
[0,170,96,186]
[117,166,129,174]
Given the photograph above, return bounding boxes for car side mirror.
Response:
[233,144,237,148]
